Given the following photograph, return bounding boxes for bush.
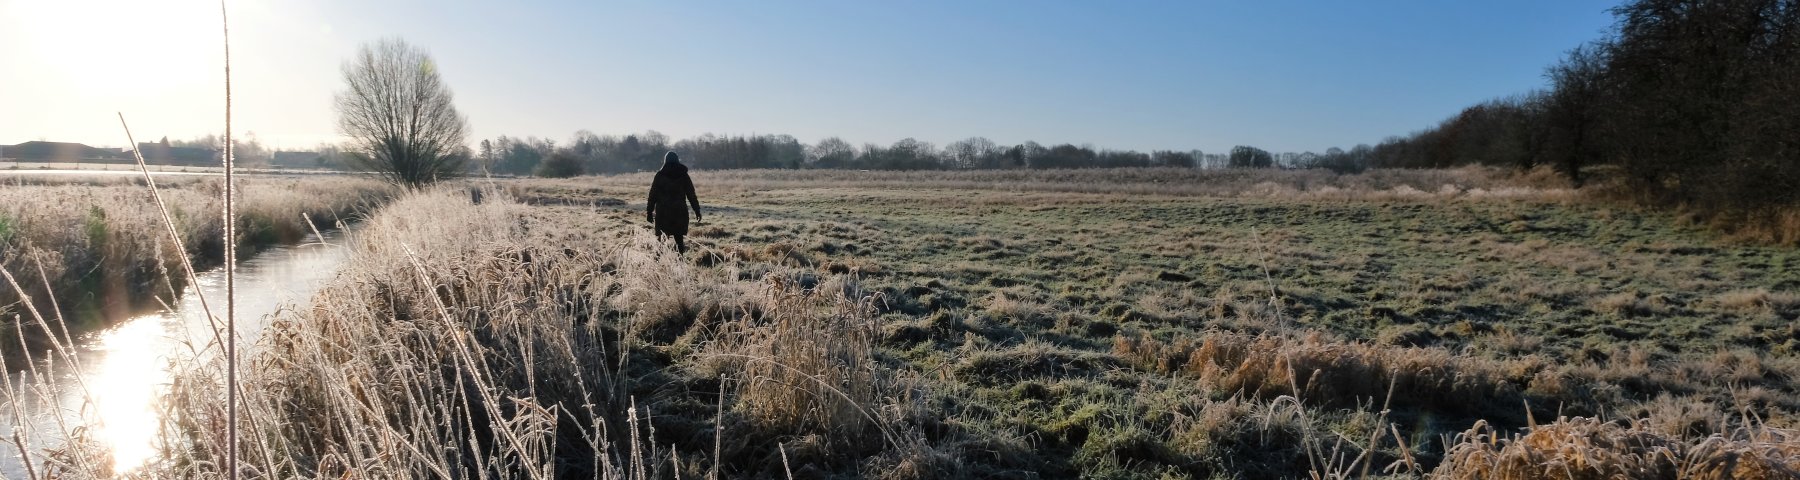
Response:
[535,152,585,178]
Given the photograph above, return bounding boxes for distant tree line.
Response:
[476,132,1218,178]
[471,124,1565,180]
[471,127,1469,179]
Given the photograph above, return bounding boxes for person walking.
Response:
[647,151,702,253]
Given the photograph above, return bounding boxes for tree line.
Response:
[475,132,1245,177]
[1318,0,1798,241]
[475,131,1345,177]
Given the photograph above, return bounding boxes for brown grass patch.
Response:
[1434,417,1800,479]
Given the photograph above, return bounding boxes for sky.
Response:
[0,0,1622,154]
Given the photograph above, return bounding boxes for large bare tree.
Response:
[335,38,470,188]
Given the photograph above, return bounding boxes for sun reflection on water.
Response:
[0,232,350,478]
[89,316,173,472]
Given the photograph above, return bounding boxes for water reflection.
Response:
[90,319,167,470]
[1,229,351,475]
[0,169,216,177]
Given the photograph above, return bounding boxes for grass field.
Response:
[17,168,1800,478]
[575,170,1800,477]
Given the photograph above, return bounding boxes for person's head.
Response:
[664,151,680,164]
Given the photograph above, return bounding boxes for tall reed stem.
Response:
[219,1,239,477]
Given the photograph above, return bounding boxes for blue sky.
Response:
[0,0,1620,153]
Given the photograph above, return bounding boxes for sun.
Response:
[5,0,222,93]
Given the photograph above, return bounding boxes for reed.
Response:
[130,189,927,478]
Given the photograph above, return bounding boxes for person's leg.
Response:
[674,235,687,254]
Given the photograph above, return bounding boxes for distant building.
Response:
[0,141,127,162]
[134,140,216,166]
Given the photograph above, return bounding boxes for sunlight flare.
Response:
[89,317,170,472]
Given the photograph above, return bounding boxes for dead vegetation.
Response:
[1435,417,1800,480]
[124,189,950,478]
[6,171,1797,478]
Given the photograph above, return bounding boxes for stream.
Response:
[0,228,353,477]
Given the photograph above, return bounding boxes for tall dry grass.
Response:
[103,188,938,478]
[1434,417,1800,479]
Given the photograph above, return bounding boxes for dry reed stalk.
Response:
[1389,423,1418,474]
[27,254,73,360]
[1,258,103,476]
[10,430,37,480]
[779,442,794,480]
[218,2,240,476]
[712,375,724,480]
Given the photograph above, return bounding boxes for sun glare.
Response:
[89,317,173,472]
[9,0,220,93]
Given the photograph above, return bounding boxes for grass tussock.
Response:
[1113,332,1540,417]
[1714,288,1800,315]
[1434,417,1800,479]
[694,274,916,456]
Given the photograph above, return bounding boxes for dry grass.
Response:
[98,188,940,478]
[1434,417,1800,479]
[1714,288,1800,315]
[983,288,1052,324]
[8,168,1797,478]
[1112,330,1800,478]
[694,273,915,454]
[1112,331,1544,417]
[1593,291,1664,317]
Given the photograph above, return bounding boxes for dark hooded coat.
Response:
[647,158,701,236]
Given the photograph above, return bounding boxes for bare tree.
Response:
[1543,44,1608,187]
[807,137,857,168]
[335,38,470,188]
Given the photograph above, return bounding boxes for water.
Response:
[0,169,217,177]
[0,229,353,476]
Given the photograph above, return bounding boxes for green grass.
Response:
[673,188,1798,361]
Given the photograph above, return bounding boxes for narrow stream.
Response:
[0,228,353,476]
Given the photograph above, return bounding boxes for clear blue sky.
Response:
[0,0,1621,153]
